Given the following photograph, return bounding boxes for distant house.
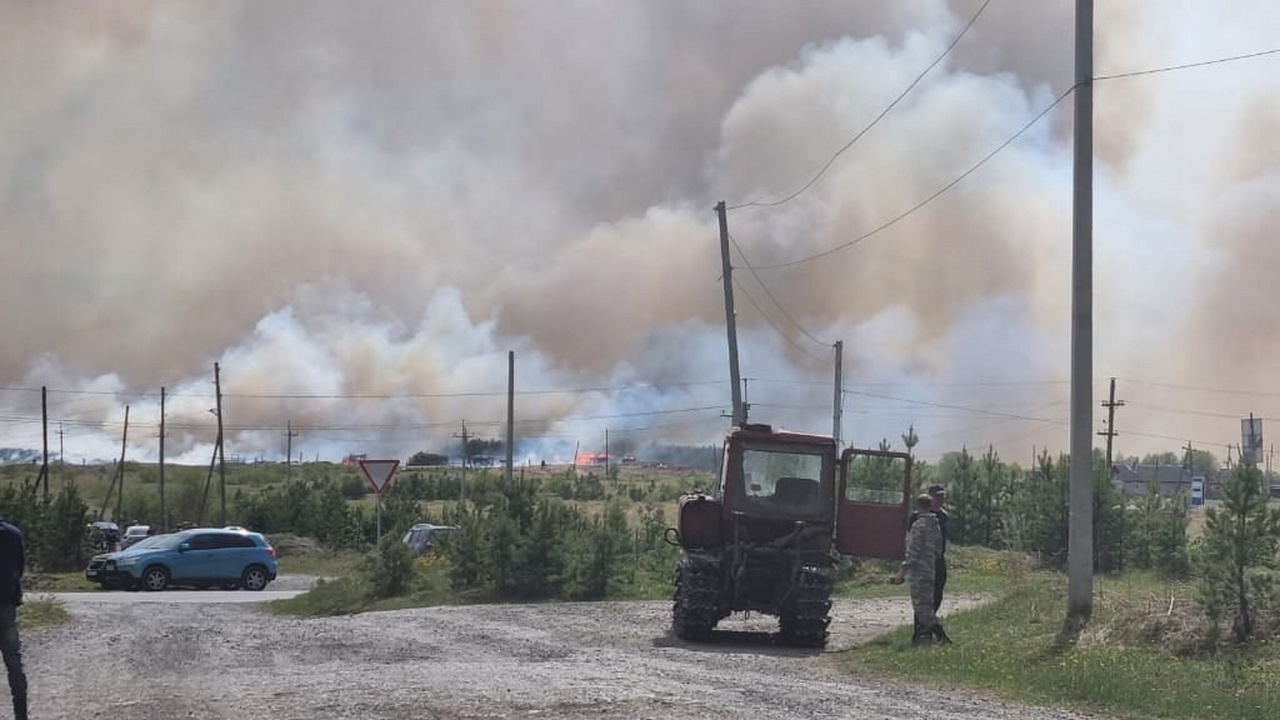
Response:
[1110,463,1221,501]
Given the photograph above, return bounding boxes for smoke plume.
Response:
[2,0,1278,466]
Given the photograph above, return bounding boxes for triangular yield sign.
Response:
[358,459,400,495]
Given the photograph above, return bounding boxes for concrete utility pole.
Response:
[716,201,745,427]
[1066,0,1095,628]
[40,386,49,500]
[1097,377,1125,470]
[505,350,515,484]
[159,387,167,531]
[832,341,844,446]
[283,420,299,480]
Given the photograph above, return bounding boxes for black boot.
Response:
[13,695,26,720]
[931,622,953,645]
[910,618,931,645]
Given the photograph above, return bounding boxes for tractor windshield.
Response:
[738,445,830,517]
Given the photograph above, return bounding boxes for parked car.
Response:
[86,527,278,592]
[86,521,121,553]
[120,524,153,549]
[401,523,457,555]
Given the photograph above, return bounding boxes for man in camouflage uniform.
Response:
[902,494,951,645]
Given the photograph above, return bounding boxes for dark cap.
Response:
[927,484,946,496]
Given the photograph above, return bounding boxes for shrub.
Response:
[370,534,417,599]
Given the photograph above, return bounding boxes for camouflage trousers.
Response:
[909,575,936,629]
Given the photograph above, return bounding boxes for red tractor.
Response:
[668,422,913,647]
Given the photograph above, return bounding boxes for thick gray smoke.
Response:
[2,1,1278,465]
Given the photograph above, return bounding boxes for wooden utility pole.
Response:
[716,201,745,427]
[1066,0,1095,628]
[832,341,844,446]
[214,362,227,526]
[453,421,469,503]
[116,405,130,522]
[505,351,514,484]
[283,420,299,480]
[1097,377,1124,470]
[58,422,65,486]
[159,387,167,531]
[605,428,610,479]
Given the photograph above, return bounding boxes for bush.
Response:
[370,534,416,599]
[1196,463,1280,644]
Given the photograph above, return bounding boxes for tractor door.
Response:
[834,448,914,560]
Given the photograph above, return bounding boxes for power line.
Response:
[727,0,993,211]
[745,45,1280,272]
[1096,47,1280,81]
[728,232,830,347]
[0,380,728,401]
[730,276,828,364]
[746,85,1075,271]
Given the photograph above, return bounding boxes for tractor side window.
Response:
[741,449,823,507]
[845,453,909,505]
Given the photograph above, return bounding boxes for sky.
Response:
[1,0,1279,467]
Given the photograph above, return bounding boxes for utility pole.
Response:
[283,420,299,480]
[832,341,844,446]
[605,428,610,480]
[159,387,167,531]
[1066,0,1095,628]
[116,405,130,522]
[505,350,514,484]
[716,201,744,427]
[39,386,48,500]
[214,362,227,526]
[453,421,469,503]
[1097,377,1124,470]
[58,422,65,486]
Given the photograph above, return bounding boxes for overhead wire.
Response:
[1095,47,1280,81]
[745,85,1076,271]
[727,0,993,211]
[728,231,832,348]
[740,45,1280,272]
[729,276,829,364]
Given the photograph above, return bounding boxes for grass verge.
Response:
[26,573,98,593]
[839,572,1280,720]
[18,598,71,629]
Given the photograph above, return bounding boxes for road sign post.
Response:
[358,459,400,562]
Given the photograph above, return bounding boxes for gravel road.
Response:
[25,587,1110,720]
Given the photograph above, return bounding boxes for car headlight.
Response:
[118,557,140,567]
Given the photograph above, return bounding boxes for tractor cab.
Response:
[677,423,914,561]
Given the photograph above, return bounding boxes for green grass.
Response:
[26,573,98,593]
[18,598,71,629]
[275,551,364,578]
[837,544,1037,599]
[266,556,463,617]
[839,572,1280,720]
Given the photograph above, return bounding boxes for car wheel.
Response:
[142,566,169,592]
[241,565,269,592]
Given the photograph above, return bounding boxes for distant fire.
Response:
[574,451,608,466]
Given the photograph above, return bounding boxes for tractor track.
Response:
[25,591,1111,720]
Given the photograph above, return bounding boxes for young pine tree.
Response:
[1197,463,1280,643]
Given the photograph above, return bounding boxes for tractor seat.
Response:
[774,476,819,505]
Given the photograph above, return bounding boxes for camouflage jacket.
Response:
[904,512,941,580]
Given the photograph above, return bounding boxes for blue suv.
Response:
[87,528,278,592]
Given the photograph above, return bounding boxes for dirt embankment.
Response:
[26,593,1107,720]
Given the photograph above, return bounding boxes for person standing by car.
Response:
[0,517,28,720]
